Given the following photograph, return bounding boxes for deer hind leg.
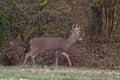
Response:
[31,51,39,64]
[31,56,35,64]
[55,51,58,66]
[61,52,72,67]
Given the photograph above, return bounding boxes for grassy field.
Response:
[0,65,119,80]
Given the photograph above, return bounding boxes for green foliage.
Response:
[63,8,72,14]
[56,4,65,11]
[39,0,48,7]
[37,7,49,15]
[59,25,70,37]
[32,0,48,8]
[0,1,11,38]
[12,0,26,12]
[91,0,116,7]
[55,4,72,14]
[24,27,36,42]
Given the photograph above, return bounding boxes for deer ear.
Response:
[72,24,80,31]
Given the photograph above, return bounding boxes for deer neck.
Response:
[63,34,76,50]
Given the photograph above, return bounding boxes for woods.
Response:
[0,0,120,70]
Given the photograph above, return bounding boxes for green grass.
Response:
[0,65,119,80]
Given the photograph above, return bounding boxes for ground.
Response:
[0,65,119,80]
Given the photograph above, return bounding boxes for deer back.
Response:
[30,37,66,50]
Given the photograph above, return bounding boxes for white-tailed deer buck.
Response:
[23,24,83,66]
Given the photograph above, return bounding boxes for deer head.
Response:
[71,24,83,41]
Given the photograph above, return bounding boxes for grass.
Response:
[0,65,119,80]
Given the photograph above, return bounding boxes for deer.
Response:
[23,24,83,66]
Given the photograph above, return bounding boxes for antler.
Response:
[72,24,80,32]
[74,24,80,30]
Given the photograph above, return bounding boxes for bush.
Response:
[0,1,11,38]
[0,40,26,66]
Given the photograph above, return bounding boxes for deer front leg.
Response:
[61,52,72,67]
[23,49,37,65]
[23,52,31,65]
